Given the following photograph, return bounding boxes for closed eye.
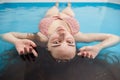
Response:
[68,44,75,47]
[51,44,61,47]
[51,44,75,47]
[67,40,75,47]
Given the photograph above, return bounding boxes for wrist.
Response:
[94,44,103,50]
[13,38,21,45]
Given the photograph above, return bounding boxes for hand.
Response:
[77,46,101,59]
[15,39,38,61]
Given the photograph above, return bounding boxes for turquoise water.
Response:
[0,2,120,55]
[0,3,120,80]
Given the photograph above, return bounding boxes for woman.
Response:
[0,2,120,62]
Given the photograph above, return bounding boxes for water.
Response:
[0,3,120,54]
[0,2,120,80]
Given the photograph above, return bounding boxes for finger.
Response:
[90,55,93,59]
[29,41,36,47]
[83,51,87,57]
[32,48,38,57]
[19,49,25,55]
[24,47,27,53]
[86,52,93,59]
[27,46,33,53]
[19,50,23,55]
[77,50,84,56]
[92,55,96,59]
[86,52,90,58]
[77,52,82,56]
[78,52,84,58]
[23,48,36,61]
[24,47,31,53]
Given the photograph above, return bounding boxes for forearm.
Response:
[94,35,120,49]
[1,32,35,44]
[75,32,120,49]
[1,32,21,44]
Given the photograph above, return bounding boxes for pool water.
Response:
[0,2,120,55]
[0,2,120,80]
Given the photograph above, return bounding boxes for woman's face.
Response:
[47,26,76,60]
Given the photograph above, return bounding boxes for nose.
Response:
[59,32,65,40]
[57,28,66,40]
[57,28,66,34]
[58,30,65,35]
[57,26,66,34]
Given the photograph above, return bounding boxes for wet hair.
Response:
[0,46,120,80]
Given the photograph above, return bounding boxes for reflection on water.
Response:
[0,46,120,80]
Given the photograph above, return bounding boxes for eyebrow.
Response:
[68,44,75,47]
[51,44,75,47]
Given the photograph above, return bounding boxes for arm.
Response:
[1,32,35,44]
[1,32,48,58]
[0,32,38,57]
[74,32,120,59]
[1,32,48,44]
